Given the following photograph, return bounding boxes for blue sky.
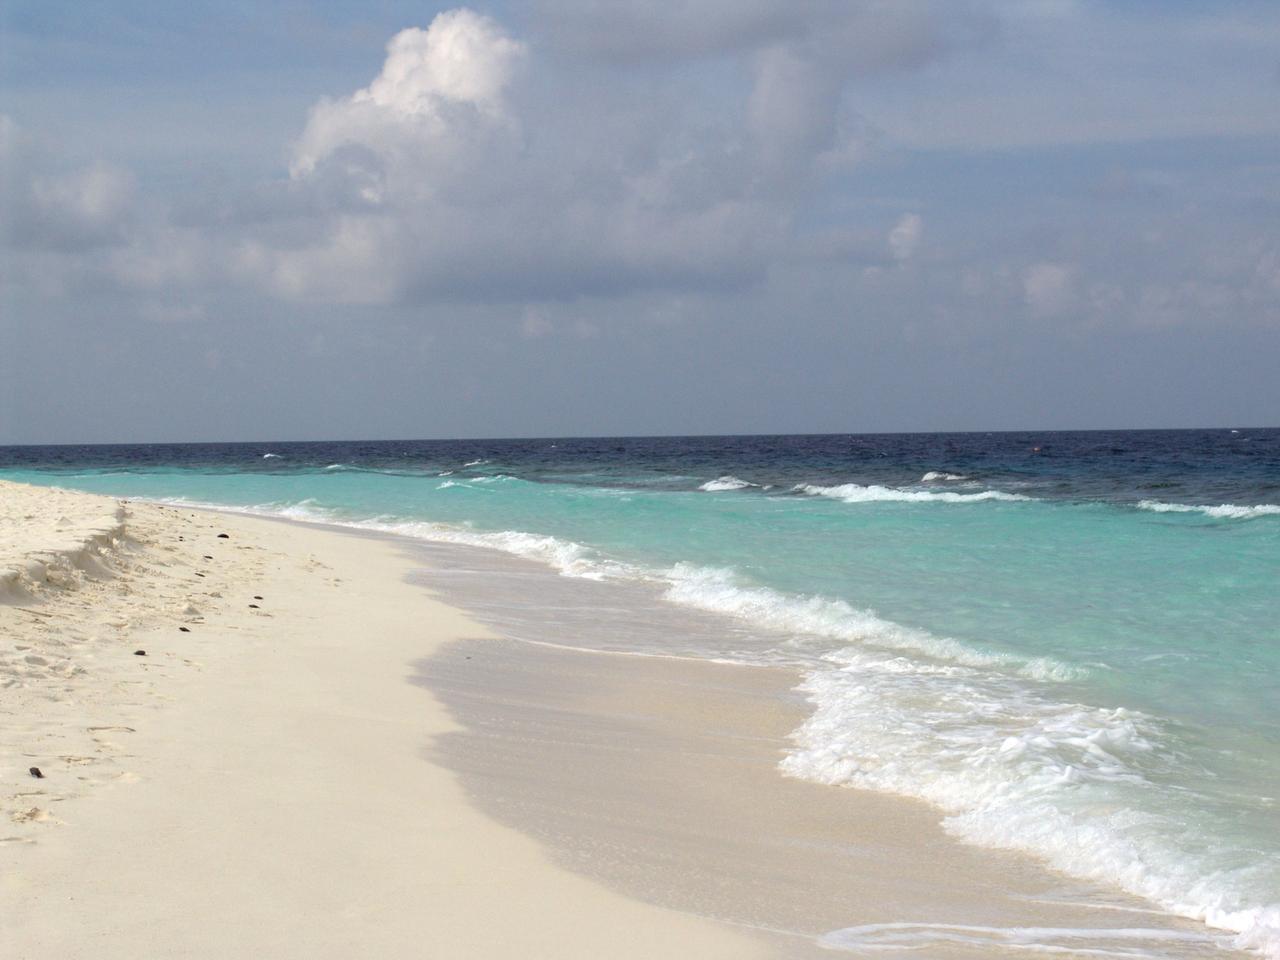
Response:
[1,1,1278,442]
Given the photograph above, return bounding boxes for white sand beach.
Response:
[1,480,771,958]
[0,480,1250,958]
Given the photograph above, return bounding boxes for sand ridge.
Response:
[1,480,332,843]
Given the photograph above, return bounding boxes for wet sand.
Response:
[417,618,1243,958]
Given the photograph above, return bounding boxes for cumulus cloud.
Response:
[291,10,526,183]
[241,9,792,304]
[229,3,997,308]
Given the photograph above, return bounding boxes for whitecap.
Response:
[1137,500,1280,520]
[698,476,756,492]
[798,482,1030,504]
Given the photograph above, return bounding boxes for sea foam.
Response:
[784,655,1280,958]
[699,476,756,492]
[1137,500,1280,520]
[797,482,1030,504]
[820,922,1223,956]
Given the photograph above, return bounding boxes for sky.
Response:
[1,0,1279,443]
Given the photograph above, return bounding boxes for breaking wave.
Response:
[1137,501,1280,520]
[699,475,757,492]
[798,482,1031,504]
[784,657,1280,958]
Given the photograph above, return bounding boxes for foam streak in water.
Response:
[821,921,1221,957]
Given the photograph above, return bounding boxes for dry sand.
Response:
[1,480,773,958]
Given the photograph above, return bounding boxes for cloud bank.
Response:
[3,2,1279,441]
[229,4,977,306]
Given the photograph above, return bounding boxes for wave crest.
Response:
[699,476,756,492]
[1137,500,1280,520]
[798,483,1030,504]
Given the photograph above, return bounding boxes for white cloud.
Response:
[1023,261,1077,317]
[889,212,923,261]
[245,8,792,304]
[32,165,133,227]
[0,115,136,252]
[291,9,526,181]
[747,44,843,173]
[234,4,993,307]
[521,307,553,338]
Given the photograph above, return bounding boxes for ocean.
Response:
[2,429,1277,955]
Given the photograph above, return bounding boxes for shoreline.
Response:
[1,480,1254,957]
[1,482,776,958]
[410,576,1247,958]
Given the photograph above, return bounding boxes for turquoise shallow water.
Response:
[2,431,1277,955]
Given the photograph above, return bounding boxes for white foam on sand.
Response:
[821,921,1224,957]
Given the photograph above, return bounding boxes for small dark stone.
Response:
[179,626,191,633]
[248,603,259,609]
[134,650,146,656]
[216,533,229,539]
[29,767,44,779]
[195,572,205,578]
[203,555,213,560]
[253,595,263,600]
